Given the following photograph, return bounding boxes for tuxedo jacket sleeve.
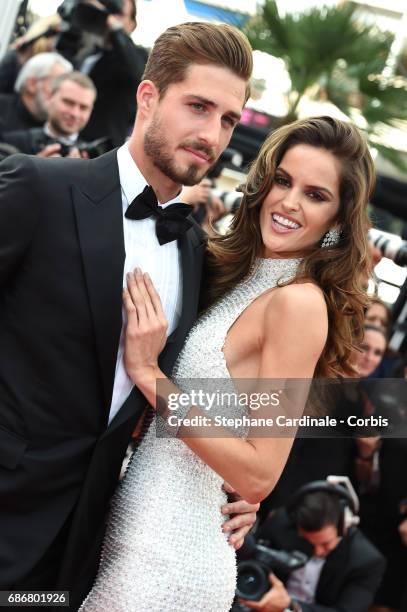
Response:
[0,154,41,285]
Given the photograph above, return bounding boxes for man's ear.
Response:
[25,76,37,96]
[136,80,159,117]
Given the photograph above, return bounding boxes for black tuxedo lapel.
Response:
[72,151,125,415]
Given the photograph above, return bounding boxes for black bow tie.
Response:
[125,185,192,245]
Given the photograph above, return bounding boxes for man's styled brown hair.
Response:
[142,22,253,102]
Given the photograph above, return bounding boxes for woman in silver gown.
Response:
[80,116,375,611]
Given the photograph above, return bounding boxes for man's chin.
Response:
[180,164,209,186]
[157,162,206,187]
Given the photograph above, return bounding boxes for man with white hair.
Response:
[0,52,72,135]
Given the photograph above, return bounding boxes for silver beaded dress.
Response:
[79,257,301,612]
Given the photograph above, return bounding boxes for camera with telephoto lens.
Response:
[56,0,123,59]
[368,228,407,267]
[235,541,307,603]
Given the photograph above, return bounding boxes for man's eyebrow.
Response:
[277,166,334,199]
[184,94,241,122]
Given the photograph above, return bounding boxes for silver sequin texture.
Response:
[79,257,301,612]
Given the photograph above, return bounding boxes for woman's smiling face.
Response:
[259,144,341,257]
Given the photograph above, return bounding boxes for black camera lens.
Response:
[236,562,269,601]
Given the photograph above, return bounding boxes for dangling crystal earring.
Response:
[321,227,341,248]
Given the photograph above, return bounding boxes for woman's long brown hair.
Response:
[202,116,375,377]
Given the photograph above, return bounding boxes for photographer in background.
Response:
[2,72,96,159]
[0,52,72,135]
[57,0,147,146]
[239,481,385,612]
[0,15,62,95]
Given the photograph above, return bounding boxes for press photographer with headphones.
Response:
[238,478,385,612]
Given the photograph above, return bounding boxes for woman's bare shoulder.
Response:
[264,282,328,347]
[268,281,326,315]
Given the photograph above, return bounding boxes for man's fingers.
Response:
[223,512,256,533]
[238,598,261,610]
[228,525,251,549]
[222,499,259,515]
[222,481,236,495]
[269,572,282,587]
[37,144,61,158]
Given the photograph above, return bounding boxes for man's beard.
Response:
[144,115,216,186]
[49,116,76,137]
[33,90,49,122]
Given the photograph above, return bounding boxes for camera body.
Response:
[30,130,112,159]
[235,542,307,602]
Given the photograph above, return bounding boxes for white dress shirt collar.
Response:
[43,122,78,145]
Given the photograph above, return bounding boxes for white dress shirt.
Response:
[286,556,326,604]
[108,143,183,423]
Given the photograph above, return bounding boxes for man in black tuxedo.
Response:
[0,21,255,610]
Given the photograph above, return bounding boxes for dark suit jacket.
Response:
[257,510,386,612]
[0,50,20,95]
[0,93,43,136]
[0,150,205,606]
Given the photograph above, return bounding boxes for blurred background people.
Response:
[236,483,385,612]
[355,324,387,379]
[365,298,392,334]
[0,51,72,135]
[3,71,96,158]
[350,326,407,612]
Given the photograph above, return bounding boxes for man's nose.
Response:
[197,117,221,150]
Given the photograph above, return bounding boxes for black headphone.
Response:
[286,480,359,537]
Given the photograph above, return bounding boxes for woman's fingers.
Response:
[126,270,147,323]
[134,268,156,319]
[126,269,168,338]
[144,272,166,321]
